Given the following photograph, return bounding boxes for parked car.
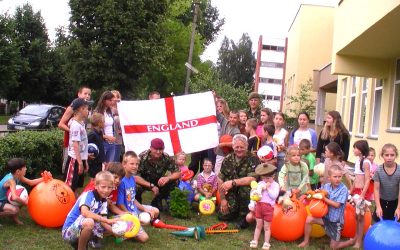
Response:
[7,104,65,130]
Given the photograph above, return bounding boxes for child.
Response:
[299,139,318,190]
[261,124,277,166]
[117,151,159,243]
[322,142,351,187]
[256,108,274,138]
[62,171,119,249]
[278,146,309,195]
[298,165,355,249]
[373,143,400,221]
[0,158,49,224]
[366,147,378,201]
[58,86,92,173]
[246,118,261,154]
[87,112,106,181]
[350,140,371,248]
[64,98,90,196]
[194,159,218,201]
[238,110,248,135]
[273,112,289,172]
[249,164,280,249]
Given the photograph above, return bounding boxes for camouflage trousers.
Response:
[217,185,251,221]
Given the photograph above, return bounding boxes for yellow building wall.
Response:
[284,5,335,116]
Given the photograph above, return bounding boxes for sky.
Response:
[1,0,337,62]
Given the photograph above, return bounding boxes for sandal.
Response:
[250,240,258,248]
[262,242,271,250]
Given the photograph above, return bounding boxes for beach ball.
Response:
[220,135,233,154]
[28,174,75,228]
[257,146,274,161]
[112,221,129,236]
[7,185,28,206]
[88,143,99,157]
[364,219,400,250]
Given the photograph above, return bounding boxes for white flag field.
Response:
[118,91,219,156]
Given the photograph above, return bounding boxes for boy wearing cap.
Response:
[249,163,280,249]
[137,138,181,211]
[64,98,89,195]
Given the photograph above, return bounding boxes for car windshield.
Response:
[19,105,49,117]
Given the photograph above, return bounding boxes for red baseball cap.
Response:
[150,138,165,150]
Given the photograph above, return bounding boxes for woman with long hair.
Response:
[289,111,317,150]
[316,111,350,163]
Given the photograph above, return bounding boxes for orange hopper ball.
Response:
[308,199,328,218]
[271,196,307,242]
[341,203,372,238]
[219,135,233,155]
[28,173,76,228]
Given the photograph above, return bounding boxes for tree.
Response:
[217,33,256,87]
[286,78,316,118]
[66,0,170,96]
[6,4,50,106]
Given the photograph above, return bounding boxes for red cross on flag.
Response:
[118,91,219,156]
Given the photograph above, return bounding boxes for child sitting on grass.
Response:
[0,158,50,225]
[194,159,218,201]
[62,171,120,250]
[298,165,355,249]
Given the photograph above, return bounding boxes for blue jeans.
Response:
[114,144,122,162]
[103,142,116,163]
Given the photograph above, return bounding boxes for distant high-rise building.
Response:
[254,36,286,112]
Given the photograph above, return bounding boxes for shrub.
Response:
[169,188,190,218]
[0,129,64,178]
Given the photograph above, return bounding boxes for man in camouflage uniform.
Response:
[136,138,181,211]
[218,134,260,228]
[246,92,262,124]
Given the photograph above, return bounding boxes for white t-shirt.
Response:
[68,119,88,160]
[354,158,371,175]
[104,112,114,137]
[273,128,288,146]
[293,129,312,146]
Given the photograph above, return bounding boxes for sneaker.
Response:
[88,236,102,249]
[235,218,249,229]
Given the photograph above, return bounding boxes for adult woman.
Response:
[316,111,350,163]
[111,90,123,162]
[94,91,116,163]
[217,134,261,228]
[289,111,318,149]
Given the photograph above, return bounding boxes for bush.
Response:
[169,188,190,218]
[0,129,64,178]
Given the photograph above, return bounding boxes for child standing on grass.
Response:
[62,171,120,250]
[278,146,309,195]
[87,113,106,181]
[350,140,371,248]
[298,165,355,249]
[64,98,89,196]
[246,118,261,154]
[117,151,159,243]
[299,139,318,190]
[373,144,400,221]
[366,147,378,201]
[249,164,280,250]
[0,158,49,225]
[194,159,218,201]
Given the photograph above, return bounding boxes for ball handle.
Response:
[41,171,53,182]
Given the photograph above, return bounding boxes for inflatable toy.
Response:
[257,146,274,161]
[199,198,215,215]
[178,180,194,202]
[220,135,233,154]
[28,172,75,228]
[180,166,194,181]
[171,226,206,240]
[305,205,326,238]
[139,212,151,225]
[306,190,328,218]
[88,143,99,157]
[271,192,307,241]
[152,219,188,230]
[120,213,141,238]
[7,185,28,206]
[364,219,400,250]
[341,203,372,238]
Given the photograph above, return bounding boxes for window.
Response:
[259,77,282,84]
[260,62,284,68]
[262,45,285,52]
[371,79,383,136]
[392,59,400,128]
[348,77,357,133]
[358,78,368,134]
[341,78,347,118]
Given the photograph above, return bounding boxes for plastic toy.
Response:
[219,135,233,154]
[119,213,141,238]
[305,205,326,238]
[306,190,328,218]
[28,172,76,228]
[271,191,307,242]
[152,219,188,231]
[139,212,151,225]
[341,202,372,238]
[364,218,400,250]
[171,226,206,240]
[257,145,274,161]
[199,198,216,215]
[87,143,99,157]
[7,185,28,206]
[248,180,266,211]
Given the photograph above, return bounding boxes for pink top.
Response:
[256,125,264,138]
[370,162,378,177]
[259,180,280,206]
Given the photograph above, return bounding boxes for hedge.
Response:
[0,129,64,178]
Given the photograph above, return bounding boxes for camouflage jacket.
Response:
[246,107,262,124]
[218,152,260,182]
[138,150,179,184]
